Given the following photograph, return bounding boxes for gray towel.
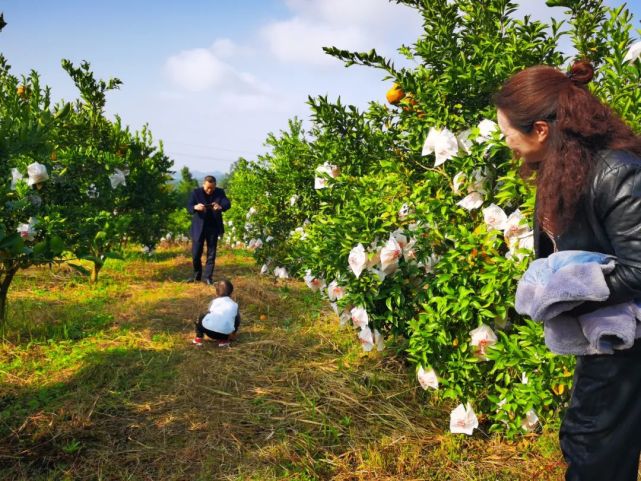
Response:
[543,315,600,355]
[579,302,641,354]
[516,251,639,356]
[516,259,614,322]
[544,304,639,355]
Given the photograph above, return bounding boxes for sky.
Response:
[1,0,639,175]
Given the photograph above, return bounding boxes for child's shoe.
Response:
[217,340,231,348]
[192,337,203,346]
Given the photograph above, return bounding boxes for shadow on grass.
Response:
[0,346,184,480]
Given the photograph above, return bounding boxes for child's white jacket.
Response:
[202,296,238,334]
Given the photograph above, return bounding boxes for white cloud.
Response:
[211,38,254,59]
[165,48,229,92]
[164,40,266,94]
[284,0,418,30]
[262,0,422,67]
[262,17,369,66]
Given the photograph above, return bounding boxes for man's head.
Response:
[216,279,234,297]
[203,175,217,195]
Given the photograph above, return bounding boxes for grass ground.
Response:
[0,245,566,480]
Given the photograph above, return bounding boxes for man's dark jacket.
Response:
[187,187,231,239]
[534,149,641,311]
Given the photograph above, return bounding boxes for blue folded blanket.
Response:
[515,250,641,355]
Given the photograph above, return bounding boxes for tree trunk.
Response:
[90,261,102,284]
[0,266,18,326]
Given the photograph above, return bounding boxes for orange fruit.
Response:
[259,314,267,321]
[386,83,405,105]
[16,85,26,98]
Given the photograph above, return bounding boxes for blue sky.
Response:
[1,0,639,175]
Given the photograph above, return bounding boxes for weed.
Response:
[61,439,81,454]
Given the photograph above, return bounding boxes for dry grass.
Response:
[0,245,566,480]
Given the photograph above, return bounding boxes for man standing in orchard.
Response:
[187,175,230,285]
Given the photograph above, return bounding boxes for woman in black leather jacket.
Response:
[495,60,641,481]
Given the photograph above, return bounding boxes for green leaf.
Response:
[0,233,25,254]
[50,236,65,255]
[544,0,575,9]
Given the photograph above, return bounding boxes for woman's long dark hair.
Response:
[494,60,641,234]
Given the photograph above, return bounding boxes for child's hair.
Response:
[216,279,234,297]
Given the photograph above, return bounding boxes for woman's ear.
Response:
[532,120,550,144]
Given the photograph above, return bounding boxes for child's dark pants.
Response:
[194,313,231,340]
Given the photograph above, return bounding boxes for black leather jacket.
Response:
[534,149,641,309]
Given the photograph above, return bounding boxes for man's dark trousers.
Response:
[192,224,218,281]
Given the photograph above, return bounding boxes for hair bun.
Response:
[567,60,594,86]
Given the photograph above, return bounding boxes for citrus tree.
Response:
[165,166,199,239]
[0,23,68,323]
[0,14,176,323]
[225,118,318,274]
[48,60,174,282]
